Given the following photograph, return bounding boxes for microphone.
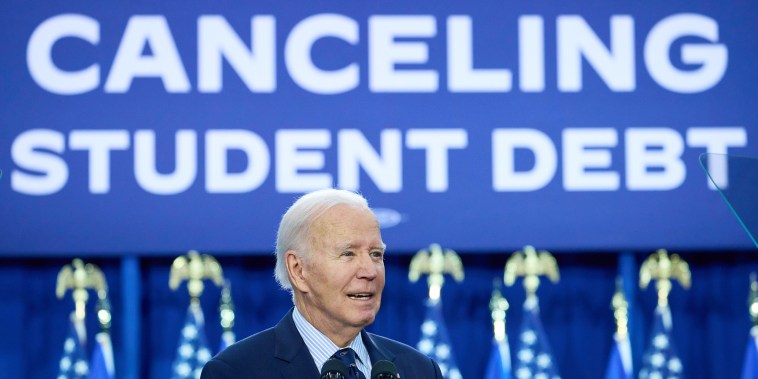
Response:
[371,360,399,379]
[320,358,348,379]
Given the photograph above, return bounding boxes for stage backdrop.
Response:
[1,0,757,255]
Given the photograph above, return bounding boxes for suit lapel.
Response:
[274,308,320,379]
[362,330,396,364]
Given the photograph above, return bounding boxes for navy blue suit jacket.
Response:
[201,308,443,379]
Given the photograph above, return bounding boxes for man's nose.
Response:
[356,254,378,279]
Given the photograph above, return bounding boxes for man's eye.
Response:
[371,251,384,259]
[341,251,355,257]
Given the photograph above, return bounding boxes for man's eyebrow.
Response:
[338,243,356,251]
[339,243,386,250]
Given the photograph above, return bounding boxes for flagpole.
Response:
[484,285,512,379]
[638,249,690,379]
[122,255,140,379]
[606,276,632,379]
[56,258,109,379]
[618,251,641,377]
[504,245,562,379]
[168,250,225,379]
[409,243,465,379]
[218,279,236,352]
[749,273,758,329]
[741,273,758,379]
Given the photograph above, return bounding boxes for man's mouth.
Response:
[347,293,373,300]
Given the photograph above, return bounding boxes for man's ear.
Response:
[285,250,309,293]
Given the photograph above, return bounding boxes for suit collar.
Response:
[273,307,396,377]
[274,307,320,378]
[362,330,396,364]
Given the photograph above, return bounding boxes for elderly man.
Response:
[201,189,443,379]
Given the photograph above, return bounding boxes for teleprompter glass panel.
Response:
[700,153,758,248]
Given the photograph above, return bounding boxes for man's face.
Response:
[297,204,386,338]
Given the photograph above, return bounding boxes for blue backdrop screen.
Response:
[1,0,756,254]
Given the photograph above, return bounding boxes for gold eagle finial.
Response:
[169,250,225,300]
[639,249,690,307]
[504,245,559,299]
[409,243,464,302]
[56,258,108,321]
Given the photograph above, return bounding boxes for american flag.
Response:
[89,332,115,379]
[513,297,562,379]
[417,299,464,379]
[58,315,90,379]
[604,334,632,379]
[170,303,213,379]
[639,305,683,379]
[484,338,512,379]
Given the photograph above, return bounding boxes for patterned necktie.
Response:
[332,348,366,379]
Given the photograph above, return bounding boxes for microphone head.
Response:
[371,360,399,379]
[320,358,348,379]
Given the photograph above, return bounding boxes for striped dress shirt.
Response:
[292,307,372,376]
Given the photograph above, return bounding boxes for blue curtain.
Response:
[1,251,755,379]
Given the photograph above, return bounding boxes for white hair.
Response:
[274,188,371,291]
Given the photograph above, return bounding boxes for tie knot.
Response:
[333,348,358,366]
[331,348,365,379]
